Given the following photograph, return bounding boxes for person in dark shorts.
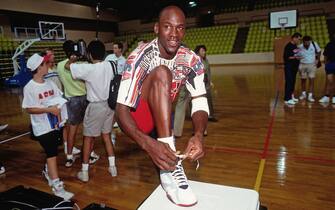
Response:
[58,40,99,167]
[22,53,73,200]
[323,34,335,104]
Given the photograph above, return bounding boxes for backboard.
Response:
[38,21,65,40]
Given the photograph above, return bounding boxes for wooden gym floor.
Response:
[0,64,334,210]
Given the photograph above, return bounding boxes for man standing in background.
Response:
[283,32,302,105]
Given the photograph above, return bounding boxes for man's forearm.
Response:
[26,107,52,114]
[115,103,154,151]
[191,111,208,137]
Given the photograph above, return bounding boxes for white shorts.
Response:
[83,101,114,137]
[299,63,316,79]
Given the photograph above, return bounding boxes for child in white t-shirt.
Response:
[22,53,73,200]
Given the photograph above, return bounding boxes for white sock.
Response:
[157,136,176,151]
[66,154,73,160]
[51,178,60,185]
[309,92,313,96]
[302,91,306,95]
[82,163,89,171]
[108,156,115,166]
[45,164,48,172]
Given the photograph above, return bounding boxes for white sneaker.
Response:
[308,94,315,103]
[319,96,330,103]
[285,99,296,105]
[72,147,81,155]
[299,92,306,100]
[160,159,197,207]
[113,122,119,128]
[108,166,117,177]
[0,165,5,175]
[77,170,89,182]
[291,95,299,102]
[65,157,76,168]
[0,124,8,132]
[89,151,100,164]
[64,144,81,155]
[42,168,52,186]
[52,180,74,200]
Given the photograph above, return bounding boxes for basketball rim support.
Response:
[11,21,65,76]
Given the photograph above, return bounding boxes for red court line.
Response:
[261,91,279,158]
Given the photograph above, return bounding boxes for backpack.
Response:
[108,61,122,110]
[311,41,322,68]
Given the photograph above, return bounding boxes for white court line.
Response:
[0,132,30,144]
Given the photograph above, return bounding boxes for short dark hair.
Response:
[303,36,312,42]
[114,42,123,50]
[194,45,207,55]
[63,40,75,58]
[291,32,302,39]
[87,40,105,60]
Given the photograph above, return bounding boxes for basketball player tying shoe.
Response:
[116,6,208,207]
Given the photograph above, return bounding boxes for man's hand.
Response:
[145,140,177,171]
[184,134,204,161]
[65,55,78,70]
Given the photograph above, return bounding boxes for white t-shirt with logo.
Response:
[70,61,116,102]
[22,80,64,136]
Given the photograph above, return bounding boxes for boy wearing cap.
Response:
[22,52,74,200]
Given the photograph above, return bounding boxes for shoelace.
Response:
[171,159,189,189]
[176,154,200,171]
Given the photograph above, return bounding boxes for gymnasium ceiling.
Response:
[55,0,219,21]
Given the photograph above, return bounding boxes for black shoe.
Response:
[65,158,75,167]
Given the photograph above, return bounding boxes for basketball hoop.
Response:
[38,21,65,41]
[278,17,288,31]
[280,23,286,31]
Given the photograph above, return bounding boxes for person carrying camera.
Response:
[65,40,118,182]
[57,40,99,167]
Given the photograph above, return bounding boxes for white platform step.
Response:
[138,180,260,210]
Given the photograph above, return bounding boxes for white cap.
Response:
[27,53,50,71]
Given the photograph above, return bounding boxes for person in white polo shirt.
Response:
[297,35,321,102]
